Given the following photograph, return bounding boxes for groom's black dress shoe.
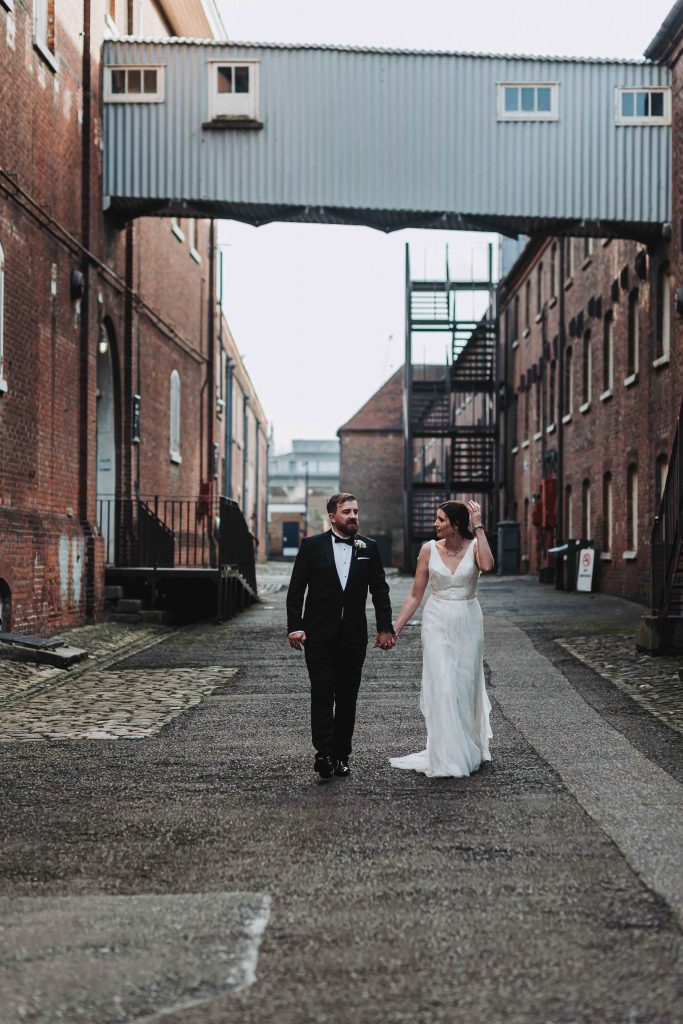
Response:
[334,758,351,777]
[314,753,335,780]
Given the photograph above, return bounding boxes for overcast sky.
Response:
[216,0,673,453]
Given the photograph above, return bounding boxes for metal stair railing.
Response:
[651,397,683,617]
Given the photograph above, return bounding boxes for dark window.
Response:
[582,330,591,405]
[626,464,638,550]
[627,289,639,376]
[602,311,613,391]
[563,346,573,415]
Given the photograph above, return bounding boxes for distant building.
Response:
[267,440,339,555]
[338,369,405,568]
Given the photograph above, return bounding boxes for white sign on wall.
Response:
[577,547,595,592]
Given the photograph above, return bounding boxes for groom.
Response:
[287,493,395,780]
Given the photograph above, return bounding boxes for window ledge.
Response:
[579,401,591,414]
[564,277,573,291]
[511,339,520,350]
[189,246,202,264]
[1,0,15,10]
[599,388,613,403]
[561,413,572,424]
[171,223,185,242]
[581,257,593,270]
[602,238,612,247]
[623,550,637,561]
[534,312,543,324]
[546,423,556,434]
[511,445,520,455]
[521,439,530,449]
[0,377,7,395]
[33,38,58,74]
[170,451,182,465]
[652,354,670,370]
[533,431,543,441]
[202,118,264,131]
[548,295,557,309]
[522,327,531,339]
[623,372,639,388]
[600,552,613,561]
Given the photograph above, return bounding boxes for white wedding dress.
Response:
[390,538,492,778]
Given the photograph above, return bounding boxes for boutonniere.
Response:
[352,539,367,556]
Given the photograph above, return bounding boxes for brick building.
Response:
[0,0,268,632]
[498,233,676,602]
[338,368,405,567]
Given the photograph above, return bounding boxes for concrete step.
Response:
[103,585,125,601]
[107,612,142,624]
[139,609,172,625]
[117,599,145,614]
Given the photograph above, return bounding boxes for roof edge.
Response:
[105,34,654,65]
[645,0,683,62]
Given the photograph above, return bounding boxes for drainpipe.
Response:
[403,244,413,571]
[242,395,250,514]
[254,417,261,546]
[207,220,216,494]
[557,238,566,544]
[80,0,94,616]
[224,358,234,498]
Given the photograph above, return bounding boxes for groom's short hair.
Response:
[327,492,356,514]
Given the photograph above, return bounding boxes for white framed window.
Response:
[0,243,6,394]
[497,83,558,122]
[602,473,612,554]
[33,0,57,71]
[171,217,185,242]
[187,219,201,263]
[170,370,181,463]
[209,61,260,121]
[105,65,165,103]
[615,87,671,126]
[655,262,671,363]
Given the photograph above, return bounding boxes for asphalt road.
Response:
[1,571,682,1024]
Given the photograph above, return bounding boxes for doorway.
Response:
[96,321,117,564]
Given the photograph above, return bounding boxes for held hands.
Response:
[375,630,397,651]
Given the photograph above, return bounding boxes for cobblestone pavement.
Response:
[0,622,169,706]
[557,633,683,735]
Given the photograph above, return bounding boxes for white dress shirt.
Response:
[330,528,353,591]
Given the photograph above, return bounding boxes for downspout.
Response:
[254,417,261,550]
[207,220,216,493]
[124,223,134,496]
[557,238,566,544]
[403,244,413,571]
[224,359,234,497]
[242,395,250,514]
[80,0,94,616]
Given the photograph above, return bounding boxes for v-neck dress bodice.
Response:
[389,539,492,778]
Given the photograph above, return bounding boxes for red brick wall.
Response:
[500,233,680,603]
[339,432,404,566]
[0,1,269,629]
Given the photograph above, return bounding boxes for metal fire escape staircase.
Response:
[404,248,497,556]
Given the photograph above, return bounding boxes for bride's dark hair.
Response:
[438,501,474,539]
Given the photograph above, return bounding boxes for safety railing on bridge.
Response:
[651,398,683,618]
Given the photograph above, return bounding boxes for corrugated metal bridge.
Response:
[103,38,672,239]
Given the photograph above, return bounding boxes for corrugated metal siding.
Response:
[103,41,671,230]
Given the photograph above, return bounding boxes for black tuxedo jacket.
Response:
[286,532,393,644]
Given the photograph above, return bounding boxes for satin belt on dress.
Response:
[428,592,477,602]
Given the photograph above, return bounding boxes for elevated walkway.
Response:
[104,38,671,239]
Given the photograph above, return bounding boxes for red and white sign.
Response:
[577,547,595,592]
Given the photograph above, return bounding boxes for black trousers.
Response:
[304,624,367,758]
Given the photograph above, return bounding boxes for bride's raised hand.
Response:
[467,499,483,528]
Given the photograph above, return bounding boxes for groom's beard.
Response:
[337,522,359,537]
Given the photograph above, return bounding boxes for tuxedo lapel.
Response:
[322,531,343,589]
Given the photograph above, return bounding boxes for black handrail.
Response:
[651,397,683,616]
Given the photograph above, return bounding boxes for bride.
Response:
[389,500,494,778]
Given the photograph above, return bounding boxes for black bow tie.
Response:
[334,535,353,545]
